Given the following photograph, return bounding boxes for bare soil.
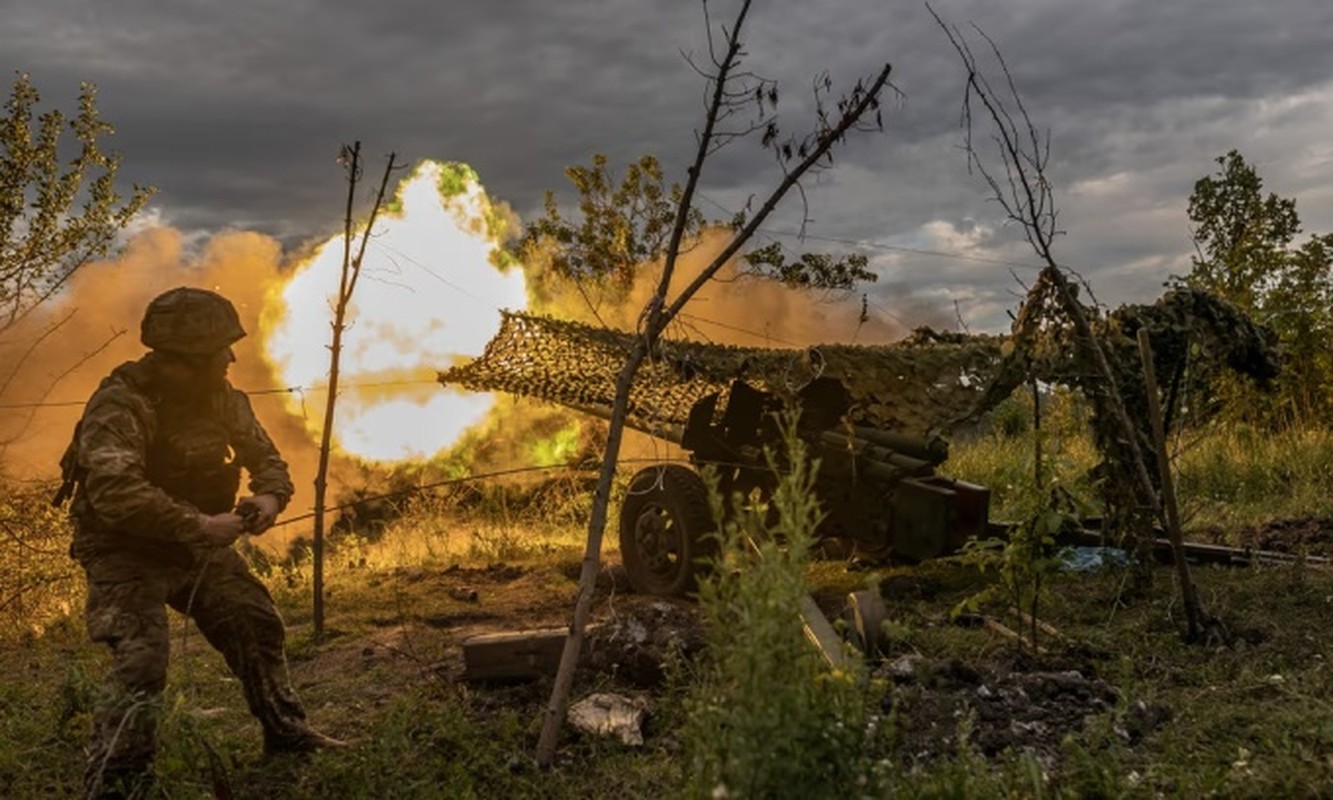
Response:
[1238,515,1333,556]
[300,554,1130,773]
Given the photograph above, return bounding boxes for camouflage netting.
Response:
[439,281,1279,445]
[983,271,1280,559]
[437,280,1278,558]
[437,311,1011,438]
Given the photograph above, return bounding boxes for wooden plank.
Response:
[741,534,850,669]
[799,595,850,669]
[983,615,1047,655]
[1008,606,1065,641]
[462,627,569,681]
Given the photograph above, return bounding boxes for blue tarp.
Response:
[1057,545,1132,572]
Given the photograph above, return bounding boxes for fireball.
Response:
[262,161,526,461]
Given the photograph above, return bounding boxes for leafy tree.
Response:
[1185,150,1299,313]
[1181,150,1333,423]
[521,154,696,288]
[0,73,153,335]
[521,153,875,297]
[1264,233,1333,419]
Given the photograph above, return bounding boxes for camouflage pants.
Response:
[79,546,306,794]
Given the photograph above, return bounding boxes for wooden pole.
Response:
[312,145,397,637]
[1136,328,1204,641]
[1031,378,1042,489]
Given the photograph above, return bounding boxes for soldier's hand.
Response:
[235,494,281,534]
[198,512,246,547]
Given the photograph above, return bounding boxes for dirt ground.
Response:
[1238,515,1333,556]
[299,551,1171,774]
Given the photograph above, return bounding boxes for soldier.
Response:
[57,287,345,798]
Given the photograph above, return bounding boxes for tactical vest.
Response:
[145,393,242,514]
[54,360,242,517]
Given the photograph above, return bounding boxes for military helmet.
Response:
[140,287,246,355]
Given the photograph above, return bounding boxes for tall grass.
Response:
[1173,424,1333,530]
[948,391,1099,522]
[949,389,1333,533]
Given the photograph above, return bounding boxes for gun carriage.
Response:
[439,311,1005,597]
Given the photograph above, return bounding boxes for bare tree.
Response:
[930,8,1208,641]
[311,142,399,637]
[534,0,893,765]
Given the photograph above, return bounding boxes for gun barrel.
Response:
[819,430,935,480]
[562,402,685,445]
[850,425,949,464]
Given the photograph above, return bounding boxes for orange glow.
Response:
[261,161,526,462]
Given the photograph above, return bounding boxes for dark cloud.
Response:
[4,0,1332,331]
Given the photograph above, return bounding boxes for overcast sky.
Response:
[5,0,1333,334]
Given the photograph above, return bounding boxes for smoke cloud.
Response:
[535,227,915,348]
[0,226,342,548]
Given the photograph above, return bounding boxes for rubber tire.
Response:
[618,465,718,596]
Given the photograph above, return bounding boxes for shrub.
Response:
[681,412,884,798]
[0,481,80,640]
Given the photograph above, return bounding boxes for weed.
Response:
[0,484,81,639]
[681,411,886,798]
[953,483,1088,650]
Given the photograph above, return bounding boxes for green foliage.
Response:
[528,419,584,467]
[0,484,80,639]
[517,152,877,296]
[952,387,1103,640]
[950,387,1100,522]
[953,483,1086,649]
[0,73,153,333]
[682,413,885,798]
[951,383,1333,538]
[1174,422,1333,529]
[433,161,477,199]
[742,241,878,291]
[1186,150,1300,313]
[518,154,692,288]
[987,395,1032,439]
[955,398,1333,533]
[1180,150,1333,424]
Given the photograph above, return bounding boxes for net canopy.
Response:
[438,311,1011,437]
[438,279,1278,445]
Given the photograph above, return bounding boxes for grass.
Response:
[1173,424,1333,530]
[3,418,1333,797]
[950,392,1333,534]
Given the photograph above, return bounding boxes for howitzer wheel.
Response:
[618,465,718,596]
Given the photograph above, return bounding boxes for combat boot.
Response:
[263,723,350,757]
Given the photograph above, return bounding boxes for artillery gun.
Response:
[439,311,1007,597]
[436,298,1300,643]
[576,376,989,596]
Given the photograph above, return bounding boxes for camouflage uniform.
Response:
[64,290,319,796]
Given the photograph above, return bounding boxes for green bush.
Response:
[0,482,80,640]
[681,412,885,799]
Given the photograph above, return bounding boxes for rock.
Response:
[887,654,924,682]
[567,693,650,746]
